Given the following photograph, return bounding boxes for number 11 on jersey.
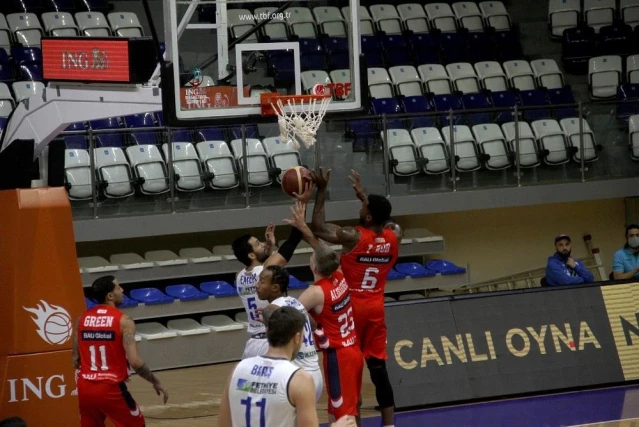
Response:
[241,396,266,427]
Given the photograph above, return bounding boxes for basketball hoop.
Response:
[260,89,332,150]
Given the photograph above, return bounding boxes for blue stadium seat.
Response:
[44,0,76,12]
[165,284,209,301]
[90,117,121,130]
[0,118,7,134]
[382,34,407,51]
[119,294,139,308]
[383,35,412,67]
[519,89,551,121]
[371,98,404,129]
[489,91,518,122]
[561,26,595,74]
[600,23,632,56]
[439,32,471,64]
[329,52,351,69]
[361,35,382,53]
[387,268,407,280]
[547,87,577,120]
[8,0,42,13]
[200,281,236,297]
[323,37,348,54]
[462,93,492,125]
[130,131,159,145]
[77,0,110,13]
[229,125,259,140]
[124,113,156,128]
[129,288,175,305]
[11,47,42,65]
[492,30,524,62]
[425,259,467,275]
[96,134,125,148]
[85,297,97,309]
[433,94,463,124]
[346,118,377,151]
[0,49,10,65]
[408,34,440,64]
[299,38,323,55]
[401,95,435,128]
[155,111,164,126]
[468,32,495,62]
[170,129,192,142]
[65,135,87,149]
[394,262,436,278]
[288,275,309,290]
[363,51,386,68]
[0,65,14,84]
[617,84,639,124]
[301,53,326,70]
[197,127,225,141]
[19,63,43,81]
[269,54,296,81]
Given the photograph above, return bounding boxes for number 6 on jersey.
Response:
[361,267,379,289]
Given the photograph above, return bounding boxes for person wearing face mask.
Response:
[545,234,595,286]
[612,224,639,280]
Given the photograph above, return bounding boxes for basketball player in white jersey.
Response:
[232,188,313,359]
[256,265,323,401]
[218,306,356,427]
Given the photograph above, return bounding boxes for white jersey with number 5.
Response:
[229,356,299,427]
[236,265,268,335]
[271,296,319,372]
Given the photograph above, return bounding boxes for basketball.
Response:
[281,166,312,197]
[44,312,72,345]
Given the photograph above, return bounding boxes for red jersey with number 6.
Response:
[78,305,129,384]
[340,226,399,301]
[311,270,358,349]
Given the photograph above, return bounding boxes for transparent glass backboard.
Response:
[163,0,363,123]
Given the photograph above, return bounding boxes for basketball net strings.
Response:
[272,97,331,150]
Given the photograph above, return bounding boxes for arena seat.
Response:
[547,87,577,119]
[120,294,139,308]
[230,138,272,187]
[503,60,536,91]
[398,293,425,300]
[411,127,450,174]
[475,61,508,92]
[371,98,403,129]
[41,11,79,36]
[145,250,187,266]
[212,245,234,258]
[389,65,423,97]
[384,296,396,302]
[342,6,374,36]
[301,70,331,94]
[288,275,309,290]
[227,8,258,43]
[85,297,97,309]
[0,82,14,115]
[383,129,420,176]
[77,0,111,13]
[425,3,457,33]
[18,63,42,81]
[129,288,175,305]
[397,3,429,34]
[77,256,118,273]
[178,247,222,263]
[472,123,511,170]
[64,148,92,200]
[370,4,402,34]
[492,30,523,62]
[75,11,111,36]
[531,59,565,90]
[627,55,639,84]
[559,117,601,162]
[600,23,632,56]
[426,259,467,274]
[235,312,250,326]
[262,137,302,182]
[584,0,615,33]
[562,26,595,73]
[368,67,394,99]
[107,12,144,37]
[161,142,205,192]
[442,124,482,171]
[439,33,472,64]
[453,2,484,32]
[44,0,76,13]
[7,13,43,47]
[313,6,346,36]
[589,55,622,99]
[201,315,245,332]
[501,121,541,167]
[167,319,211,336]
[0,15,9,52]
[286,6,316,37]
[196,126,225,142]
[531,119,571,164]
[94,146,135,198]
[446,62,480,94]
[629,114,639,159]
[433,94,464,124]
[418,64,452,95]
[468,31,495,62]
[409,33,440,64]
[64,135,87,149]
[462,93,492,125]
[489,90,517,122]
[165,284,209,302]
[519,89,551,122]
[621,0,639,28]
[479,1,511,31]
[548,0,580,38]
[401,95,435,128]
[387,269,407,280]
[12,80,45,102]
[361,36,384,68]
[125,144,170,195]
[135,322,178,340]
[109,253,154,269]
[200,281,236,297]
[395,262,437,278]
[195,140,238,190]
[328,69,351,100]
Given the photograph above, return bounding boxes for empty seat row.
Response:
[383,118,600,176]
[2,0,111,15]
[589,54,639,98]
[549,0,638,36]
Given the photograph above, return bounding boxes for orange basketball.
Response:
[281,166,312,197]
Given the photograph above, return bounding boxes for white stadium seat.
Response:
[629,115,639,160]
[78,256,118,273]
[202,315,245,332]
[442,125,481,171]
[262,136,302,182]
[286,7,316,37]
[584,0,616,33]
[397,3,430,33]
[446,63,480,94]
[389,65,423,97]
[370,4,403,34]
[530,59,565,89]
[0,83,15,118]
[627,55,639,83]
[125,144,169,195]
[453,2,484,32]
[136,322,178,340]
[343,6,376,35]
[178,247,222,263]
[230,138,272,187]
[65,149,92,200]
[501,121,541,168]
[94,146,135,198]
[313,6,346,36]
[548,0,580,38]
[368,67,394,99]
[145,250,187,266]
[472,123,511,170]
[162,142,205,192]
[167,319,210,336]
[418,64,452,95]
[410,127,450,174]
[195,140,239,189]
[110,253,154,269]
[75,11,111,36]
[13,81,45,102]
[503,60,536,91]
[0,14,12,51]
[474,61,508,92]
[329,69,352,100]
[41,12,79,36]
[382,129,420,176]
[301,70,331,94]
[479,1,511,31]
[256,7,288,40]
[425,3,457,33]
[235,312,250,326]
[621,0,639,29]
[7,13,43,47]
[531,119,570,164]
[559,118,600,162]
[107,12,144,37]
[588,55,622,99]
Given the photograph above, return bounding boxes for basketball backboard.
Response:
[162,0,366,126]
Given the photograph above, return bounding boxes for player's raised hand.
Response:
[312,168,331,190]
[348,170,366,202]
[292,181,315,204]
[264,223,276,248]
[153,382,169,404]
[283,201,308,230]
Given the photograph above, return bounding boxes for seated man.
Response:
[545,234,594,286]
[612,224,639,280]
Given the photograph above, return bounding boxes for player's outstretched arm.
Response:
[289,370,320,427]
[71,317,81,370]
[284,201,320,248]
[264,223,277,256]
[121,315,169,404]
[298,286,325,316]
[217,366,235,427]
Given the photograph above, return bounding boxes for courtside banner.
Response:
[387,284,639,409]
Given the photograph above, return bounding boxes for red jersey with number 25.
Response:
[312,270,357,349]
[78,305,129,384]
[340,226,399,300]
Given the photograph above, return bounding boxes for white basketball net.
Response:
[272,96,332,150]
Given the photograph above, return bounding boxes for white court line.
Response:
[141,398,219,413]
[568,417,639,426]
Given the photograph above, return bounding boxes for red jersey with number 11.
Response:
[340,226,399,300]
[311,270,357,349]
[78,305,129,384]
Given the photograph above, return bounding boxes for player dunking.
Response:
[218,307,356,427]
[257,265,323,401]
[72,276,169,427]
[310,170,400,427]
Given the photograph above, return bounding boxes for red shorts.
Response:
[78,379,145,427]
[352,298,387,360]
[323,345,363,418]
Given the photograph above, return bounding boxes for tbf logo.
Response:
[23,300,73,345]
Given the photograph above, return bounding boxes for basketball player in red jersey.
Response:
[309,169,400,427]
[72,276,169,427]
[284,201,364,425]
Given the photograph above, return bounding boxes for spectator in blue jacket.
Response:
[545,234,594,286]
[612,224,639,280]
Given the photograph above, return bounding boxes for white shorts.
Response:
[242,337,269,359]
[309,369,324,402]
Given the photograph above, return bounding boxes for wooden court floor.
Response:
[129,358,379,427]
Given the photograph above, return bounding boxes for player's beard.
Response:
[257,251,269,263]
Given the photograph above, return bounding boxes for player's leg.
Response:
[242,337,269,359]
[102,382,146,427]
[77,380,108,427]
[363,312,395,427]
[331,346,363,421]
